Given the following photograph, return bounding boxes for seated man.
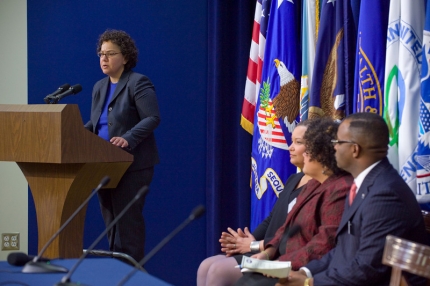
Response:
[198,119,352,286]
[282,112,429,286]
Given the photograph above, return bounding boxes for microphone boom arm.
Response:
[22,176,110,274]
[56,186,149,285]
[116,205,205,286]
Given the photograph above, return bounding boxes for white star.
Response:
[327,0,336,6]
[278,0,294,8]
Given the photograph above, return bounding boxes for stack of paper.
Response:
[238,256,291,278]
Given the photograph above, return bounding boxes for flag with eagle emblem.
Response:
[250,0,301,230]
[309,0,347,120]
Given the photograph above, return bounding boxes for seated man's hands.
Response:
[275,270,311,286]
[219,227,256,256]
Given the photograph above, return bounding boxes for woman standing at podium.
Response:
[84,29,161,263]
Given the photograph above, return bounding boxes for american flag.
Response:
[240,0,271,134]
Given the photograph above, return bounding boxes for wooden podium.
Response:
[0,104,133,259]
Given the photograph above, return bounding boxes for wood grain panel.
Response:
[0,104,134,259]
[18,161,131,258]
[0,104,133,163]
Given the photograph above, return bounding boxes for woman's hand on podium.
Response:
[110,136,129,148]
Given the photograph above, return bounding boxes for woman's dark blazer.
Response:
[253,172,305,244]
[84,70,161,171]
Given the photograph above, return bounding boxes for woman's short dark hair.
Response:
[303,117,344,175]
[97,29,138,71]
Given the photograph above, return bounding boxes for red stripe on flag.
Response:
[257,112,276,119]
[256,57,264,83]
[417,173,430,178]
[257,129,285,138]
[257,107,276,114]
[247,58,258,84]
[241,99,256,122]
[252,21,260,44]
[269,138,288,143]
[257,120,283,131]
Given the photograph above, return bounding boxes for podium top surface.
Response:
[0,104,133,163]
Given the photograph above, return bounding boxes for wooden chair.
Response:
[382,235,430,286]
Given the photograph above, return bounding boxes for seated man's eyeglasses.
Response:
[331,139,356,145]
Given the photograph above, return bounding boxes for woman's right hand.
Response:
[219,227,256,256]
[251,246,275,260]
[251,251,269,260]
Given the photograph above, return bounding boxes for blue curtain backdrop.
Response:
[206,0,254,256]
[27,1,254,285]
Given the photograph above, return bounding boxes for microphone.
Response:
[22,176,111,273]
[116,205,206,286]
[43,83,70,104]
[54,84,83,102]
[55,185,150,286]
[7,252,50,266]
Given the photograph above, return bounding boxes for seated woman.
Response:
[197,120,313,286]
[234,117,353,286]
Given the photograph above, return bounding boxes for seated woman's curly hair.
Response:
[97,29,138,72]
[302,117,345,175]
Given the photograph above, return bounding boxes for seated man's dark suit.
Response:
[306,157,429,286]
